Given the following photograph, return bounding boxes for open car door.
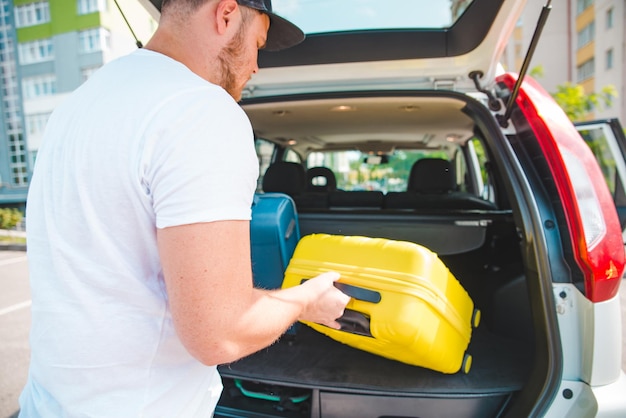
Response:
[575,118,626,241]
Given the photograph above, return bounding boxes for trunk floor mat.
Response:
[218,325,532,396]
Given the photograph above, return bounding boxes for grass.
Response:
[0,233,26,245]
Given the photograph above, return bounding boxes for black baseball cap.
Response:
[236,0,305,51]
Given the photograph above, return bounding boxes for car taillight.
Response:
[498,73,625,302]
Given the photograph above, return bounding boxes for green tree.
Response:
[529,65,617,122]
[0,208,23,230]
[551,83,617,122]
[529,65,544,79]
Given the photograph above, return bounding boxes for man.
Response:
[19,0,350,416]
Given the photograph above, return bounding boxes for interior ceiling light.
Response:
[287,139,297,146]
[400,105,420,112]
[330,105,356,112]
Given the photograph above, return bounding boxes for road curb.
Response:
[0,243,26,251]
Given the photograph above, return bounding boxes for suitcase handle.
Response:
[333,282,382,304]
[299,279,381,303]
[337,309,372,337]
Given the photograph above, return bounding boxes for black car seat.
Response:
[385,158,496,210]
[306,167,337,192]
[263,162,330,209]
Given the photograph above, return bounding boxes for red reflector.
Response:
[498,73,625,302]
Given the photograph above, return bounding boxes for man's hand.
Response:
[296,272,351,329]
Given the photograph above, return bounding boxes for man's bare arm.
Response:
[157,220,350,366]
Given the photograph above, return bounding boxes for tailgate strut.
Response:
[498,0,553,128]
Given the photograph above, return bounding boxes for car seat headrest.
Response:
[408,158,455,194]
[306,167,337,192]
[262,162,306,196]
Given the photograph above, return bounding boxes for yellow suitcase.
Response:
[282,234,480,374]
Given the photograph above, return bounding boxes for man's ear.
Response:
[215,0,240,35]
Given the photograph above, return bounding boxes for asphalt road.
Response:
[1,251,626,417]
[0,252,29,418]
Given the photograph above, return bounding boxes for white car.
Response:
[140,0,626,416]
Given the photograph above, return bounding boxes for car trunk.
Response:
[214,91,549,417]
[217,226,533,417]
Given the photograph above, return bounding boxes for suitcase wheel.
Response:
[461,354,472,374]
[471,308,481,329]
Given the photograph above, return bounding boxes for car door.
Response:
[575,118,626,240]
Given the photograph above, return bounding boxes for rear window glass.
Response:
[305,149,461,193]
[272,0,474,34]
[578,126,626,196]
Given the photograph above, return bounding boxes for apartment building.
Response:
[0,0,155,207]
[0,0,28,205]
[501,0,625,122]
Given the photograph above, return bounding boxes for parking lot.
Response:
[0,252,29,418]
[1,251,626,417]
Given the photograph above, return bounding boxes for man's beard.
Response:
[217,24,247,100]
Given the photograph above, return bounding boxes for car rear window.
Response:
[272,0,475,34]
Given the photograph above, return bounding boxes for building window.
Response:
[0,44,14,62]
[606,8,613,29]
[22,75,57,99]
[577,58,595,82]
[606,49,613,70]
[17,38,54,64]
[77,0,107,15]
[577,21,595,48]
[78,28,111,53]
[80,66,100,82]
[577,0,594,15]
[14,1,50,28]
[8,134,28,186]
[25,112,51,136]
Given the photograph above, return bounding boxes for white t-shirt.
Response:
[19,49,258,417]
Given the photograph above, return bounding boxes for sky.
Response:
[272,0,457,34]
